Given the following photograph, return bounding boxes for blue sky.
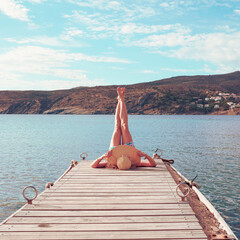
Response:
[0,0,240,90]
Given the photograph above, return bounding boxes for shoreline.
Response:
[0,111,239,115]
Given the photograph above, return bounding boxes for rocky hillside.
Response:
[0,71,240,115]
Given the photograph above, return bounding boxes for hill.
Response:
[0,71,240,115]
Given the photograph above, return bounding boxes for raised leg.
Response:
[119,88,133,145]
[109,95,122,149]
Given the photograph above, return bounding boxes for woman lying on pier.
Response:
[91,87,156,170]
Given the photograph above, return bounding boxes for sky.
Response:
[0,0,240,90]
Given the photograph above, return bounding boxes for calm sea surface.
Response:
[0,115,239,237]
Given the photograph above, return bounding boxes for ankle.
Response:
[117,96,124,102]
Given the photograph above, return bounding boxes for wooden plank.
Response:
[38,191,179,195]
[6,215,198,224]
[50,185,178,190]
[63,174,173,177]
[0,222,203,231]
[32,200,180,205]
[0,231,207,239]
[55,182,177,185]
[53,181,177,184]
[47,189,176,193]
[51,184,177,187]
[15,209,195,217]
[36,195,178,200]
[61,172,172,175]
[41,190,179,195]
[51,186,177,190]
[68,169,168,173]
[24,203,190,210]
[55,179,176,182]
[54,185,176,189]
[61,174,173,177]
[68,167,168,171]
[63,175,173,178]
[56,180,176,184]
[58,175,173,178]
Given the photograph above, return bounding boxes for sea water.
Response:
[0,115,239,238]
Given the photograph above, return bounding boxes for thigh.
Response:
[121,126,133,144]
[109,128,121,148]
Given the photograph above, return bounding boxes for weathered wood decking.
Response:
[0,160,207,239]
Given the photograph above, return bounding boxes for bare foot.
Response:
[117,87,124,101]
[121,87,125,97]
[117,87,122,97]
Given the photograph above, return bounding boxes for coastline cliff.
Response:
[0,71,240,115]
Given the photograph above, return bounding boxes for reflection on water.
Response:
[0,115,239,238]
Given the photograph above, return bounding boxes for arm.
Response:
[91,150,113,168]
[91,154,107,168]
[137,151,157,167]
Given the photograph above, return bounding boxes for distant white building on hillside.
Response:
[210,96,222,101]
[219,92,230,96]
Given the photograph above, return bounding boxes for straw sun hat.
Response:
[106,145,141,170]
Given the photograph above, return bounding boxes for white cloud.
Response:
[138,31,240,72]
[121,23,173,35]
[170,32,240,68]
[11,45,130,64]
[133,32,197,47]
[65,9,189,41]
[0,46,131,90]
[26,0,44,3]
[0,71,23,88]
[0,0,29,21]
[69,53,131,63]
[130,5,156,18]
[65,10,102,26]
[215,25,235,32]
[63,27,84,38]
[70,0,102,10]
[157,65,234,75]
[159,0,233,10]
[105,1,121,10]
[67,0,156,22]
[0,46,88,88]
[0,75,99,91]
[70,0,147,13]
[6,36,64,46]
[160,2,170,8]
[141,70,158,74]
[234,9,240,15]
[6,32,88,47]
[111,66,124,70]
[120,23,190,35]
[160,67,196,73]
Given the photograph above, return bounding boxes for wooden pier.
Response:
[0,160,207,240]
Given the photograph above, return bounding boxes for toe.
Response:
[117,87,122,96]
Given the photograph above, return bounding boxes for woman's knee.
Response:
[121,122,129,131]
[114,125,121,133]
